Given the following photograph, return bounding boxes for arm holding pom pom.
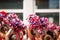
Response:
[27,24,33,40]
[5,27,13,40]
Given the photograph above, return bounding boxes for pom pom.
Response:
[7,13,18,20]
[0,11,7,21]
[46,23,53,31]
[0,11,7,17]
[46,22,57,31]
[3,18,9,24]
[57,26,60,32]
[27,14,41,30]
[40,17,48,27]
[11,19,24,32]
[51,24,57,30]
[7,13,25,32]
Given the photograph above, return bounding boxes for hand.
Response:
[5,28,13,37]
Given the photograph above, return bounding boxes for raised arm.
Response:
[27,25,33,40]
[5,28,13,40]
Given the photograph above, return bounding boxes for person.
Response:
[57,35,60,40]
[27,24,43,40]
[0,21,14,40]
[57,30,60,40]
[5,28,13,40]
[22,27,28,40]
[0,23,4,40]
[44,34,54,40]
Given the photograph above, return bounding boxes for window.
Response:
[0,0,23,9]
[36,0,59,9]
[16,13,23,20]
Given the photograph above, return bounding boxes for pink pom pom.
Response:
[40,17,48,27]
[46,22,57,31]
[3,18,9,24]
[7,13,18,20]
[46,23,52,31]
[57,26,60,32]
[27,14,41,30]
[0,11,7,21]
[51,24,57,30]
[6,13,25,32]
[0,11,7,17]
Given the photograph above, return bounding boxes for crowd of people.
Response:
[0,11,60,40]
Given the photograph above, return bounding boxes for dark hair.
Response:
[1,27,5,31]
[31,30,35,36]
[47,31,53,38]
[0,20,2,23]
[0,27,6,33]
[23,31,25,35]
[44,36,51,40]
[9,34,16,40]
